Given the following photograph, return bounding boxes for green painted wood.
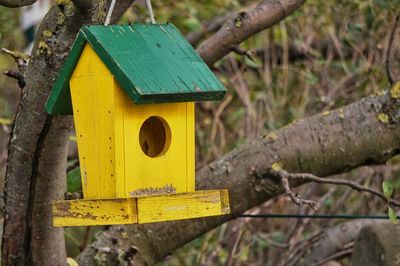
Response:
[46,23,227,115]
[45,34,86,115]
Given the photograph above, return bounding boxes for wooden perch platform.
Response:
[52,190,230,227]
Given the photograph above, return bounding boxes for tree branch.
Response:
[3,69,26,88]
[198,0,306,65]
[277,169,317,210]
[66,160,79,173]
[386,14,400,84]
[0,0,36,8]
[301,219,383,265]
[78,91,400,265]
[186,12,234,46]
[1,1,136,265]
[270,168,400,209]
[2,48,29,88]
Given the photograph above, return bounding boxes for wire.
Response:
[239,214,398,220]
[104,0,116,26]
[145,0,156,24]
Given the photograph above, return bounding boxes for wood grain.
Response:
[53,190,229,226]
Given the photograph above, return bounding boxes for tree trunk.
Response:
[351,222,400,266]
[1,1,136,265]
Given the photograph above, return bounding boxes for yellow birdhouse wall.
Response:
[70,44,195,199]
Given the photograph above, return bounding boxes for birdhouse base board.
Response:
[52,189,230,227]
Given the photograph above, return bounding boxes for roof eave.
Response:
[45,31,87,115]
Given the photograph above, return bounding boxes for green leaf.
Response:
[244,56,262,68]
[388,207,398,224]
[67,166,82,193]
[382,181,394,199]
[183,16,201,31]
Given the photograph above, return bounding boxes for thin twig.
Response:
[231,46,255,62]
[273,169,400,208]
[277,171,317,210]
[1,48,29,69]
[282,189,335,266]
[66,160,80,173]
[4,69,26,88]
[309,248,353,266]
[226,229,244,266]
[2,48,29,88]
[79,227,92,251]
[386,14,400,85]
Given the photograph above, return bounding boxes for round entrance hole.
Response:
[139,116,171,157]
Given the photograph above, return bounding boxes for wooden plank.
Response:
[52,198,137,227]
[114,78,127,198]
[69,44,118,199]
[137,189,230,223]
[123,101,190,197]
[186,102,195,192]
[52,190,229,227]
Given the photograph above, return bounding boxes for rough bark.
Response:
[1,0,308,264]
[77,92,400,265]
[186,12,234,47]
[302,219,384,265]
[197,0,306,65]
[0,0,36,8]
[351,222,400,266]
[1,1,135,265]
[387,15,400,84]
[31,116,72,265]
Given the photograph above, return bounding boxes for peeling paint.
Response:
[129,184,176,197]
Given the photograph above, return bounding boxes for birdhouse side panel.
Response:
[69,44,120,199]
[121,99,195,197]
[186,102,195,192]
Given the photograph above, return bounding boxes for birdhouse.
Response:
[46,24,230,227]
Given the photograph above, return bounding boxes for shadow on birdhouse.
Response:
[46,23,230,226]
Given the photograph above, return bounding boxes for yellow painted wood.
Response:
[69,44,196,199]
[52,190,229,227]
[136,189,230,223]
[70,44,118,199]
[113,78,127,198]
[220,189,230,214]
[52,198,137,226]
[122,99,195,197]
[186,102,195,192]
[56,43,230,227]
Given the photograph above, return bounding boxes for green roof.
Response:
[46,23,226,115]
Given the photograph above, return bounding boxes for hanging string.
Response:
[104,0,116,26]
[145,0,156,24]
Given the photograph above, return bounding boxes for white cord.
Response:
[145,0,156,24]
[104,0,116,26]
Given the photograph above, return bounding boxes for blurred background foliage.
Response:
[0,0,399,265]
